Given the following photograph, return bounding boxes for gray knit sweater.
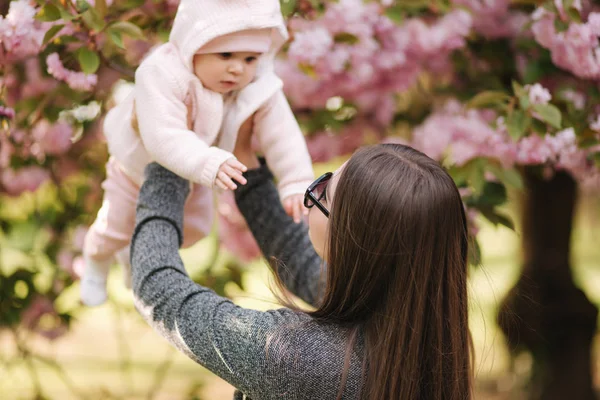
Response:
[131,162,364,400]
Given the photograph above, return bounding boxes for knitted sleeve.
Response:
[234,162,324,307]
[130,163,359,400]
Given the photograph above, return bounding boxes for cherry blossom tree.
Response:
[2,0,600,397]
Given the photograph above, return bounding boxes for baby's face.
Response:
[193,52,262,94]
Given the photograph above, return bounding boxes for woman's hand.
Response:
[233,114,260,170]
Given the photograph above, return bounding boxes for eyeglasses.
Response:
[304,172,332,218]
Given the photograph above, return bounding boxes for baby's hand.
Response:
[283,194,306,223]
[215,158,248,190]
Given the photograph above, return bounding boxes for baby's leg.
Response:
[81,158,139,306]
[181,184,214,248]
[110,184,213,291]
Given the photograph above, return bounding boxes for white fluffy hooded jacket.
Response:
[103,0,313,200]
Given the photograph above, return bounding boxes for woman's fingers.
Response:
[293,201,302,223]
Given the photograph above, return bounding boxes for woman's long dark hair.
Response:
[275,144,472,399]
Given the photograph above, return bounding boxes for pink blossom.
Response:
[279,2,472,112]
[22,58,58,98]
[56,249,80,280]
[32,120,74,156]
[0,0,46,62]
[466,207,480,236]
[452,0,526,39]
[54,158,80,181]
[46,53,98,91]
[526,83,552,104]
[288,28,333,66]
[1,166,51,196]
[0,135,14,168]
[307,132,343,163]
[590,115,600,132]
[531,10,600,80]
[20,296,68,340]
[412,100,516,167]
[0,105,15,119]
[561,89,586,109]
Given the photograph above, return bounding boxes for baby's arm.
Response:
[252,91,314,219]
[134,62,237,187]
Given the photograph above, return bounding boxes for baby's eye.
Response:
[219,52,233,59]
[245,56,258,63]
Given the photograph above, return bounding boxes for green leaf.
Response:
[36,4,61,21]
[466,91,511,109]
[473,182,507,207]
[522,62,544,84]
[532,103,562,129]
[333,32,359,45]
[77,48,100,74]
[506,109,531,140]
[298,63,317,78]
[95,0,107,18]
[512,80,524,95]
[76,0,91,13]
[122,0,145,9]
[531,118,546,134]
[480,208,515,230]
[81,8,105,31]
[567,7,582,22]
[467,159,486,196]
[512,80,530,109]
[280,0,297,17]
[384,6,404,24]
[57,5,75,21]
[394,0,430,11]
[487,164,524,189]
[108,31,125,49]
[108,21,144,39]
[554,18,569,32]
[43,24,64,45]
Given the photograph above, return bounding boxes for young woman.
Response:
[130,136,472,399]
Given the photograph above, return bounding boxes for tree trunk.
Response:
[497,169,598,400]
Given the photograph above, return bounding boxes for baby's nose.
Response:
[228,61,244,74]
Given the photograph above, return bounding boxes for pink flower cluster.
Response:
[412,100,515,167]
[531,5,600,79]
[0,165,50,196]
[0,105,16,120]
[412,99,600,190]
[32,119,74,156]
[0,0,46,62]
[451,0,528,39]
[20,296,68,340]
[278,0,472,125]
[46,53,98,91]
[307,119,371,162]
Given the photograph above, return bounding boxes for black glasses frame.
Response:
[304,172,332,218]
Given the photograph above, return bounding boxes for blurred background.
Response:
[2,0,600,399]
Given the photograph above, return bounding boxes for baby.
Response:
[80,0,314,306]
